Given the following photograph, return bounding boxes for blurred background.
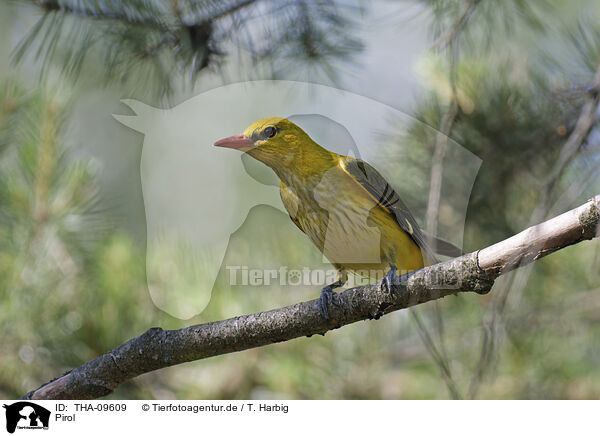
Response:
[1,0,600,399]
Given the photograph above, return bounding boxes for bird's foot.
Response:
[319,279,344,320]
[383,266,412,295]
[384,265,399,294]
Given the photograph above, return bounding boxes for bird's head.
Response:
[214,117,331,174]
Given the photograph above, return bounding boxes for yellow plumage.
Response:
[215,117,449,317]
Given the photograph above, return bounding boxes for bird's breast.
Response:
[280,165,425,276]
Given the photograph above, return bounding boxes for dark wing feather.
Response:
[343,157,441,262]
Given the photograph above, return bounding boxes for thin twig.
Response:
[421,11,465,399]
[431,0,481,51]
[411,309,462,399]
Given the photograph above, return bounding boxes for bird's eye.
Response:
[264,126,277,138]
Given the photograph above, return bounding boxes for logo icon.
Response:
[3,402,50,434]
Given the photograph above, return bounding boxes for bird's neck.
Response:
[271,146,339,189]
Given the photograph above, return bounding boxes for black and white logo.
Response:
[3,402,50,434]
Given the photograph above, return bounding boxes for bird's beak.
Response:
[213,134,255,151]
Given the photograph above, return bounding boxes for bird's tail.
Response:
[424,232,464,258]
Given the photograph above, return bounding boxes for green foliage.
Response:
[0,85,172,397]
[11,0,364,96]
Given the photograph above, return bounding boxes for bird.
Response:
[214,117,461,318]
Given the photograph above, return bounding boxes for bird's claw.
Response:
[318,278,345,320]
[384,265,413,295]
[319,285,336,320]
[384,265,399,294]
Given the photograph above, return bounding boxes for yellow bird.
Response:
[214,117,460,318]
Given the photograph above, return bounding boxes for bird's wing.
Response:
[342,156,442,262]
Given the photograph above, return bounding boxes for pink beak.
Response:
[213,134,254,150]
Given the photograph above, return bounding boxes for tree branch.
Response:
[22,195,600,400]
[29,0,260,28]
[431,0,480,51]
